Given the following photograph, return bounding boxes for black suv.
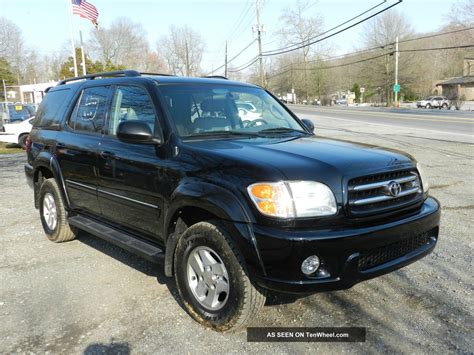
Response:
[25,71,440,331]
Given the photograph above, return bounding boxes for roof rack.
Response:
[201,75,229,80]
[57,70,141,85]
[140,72,176,77]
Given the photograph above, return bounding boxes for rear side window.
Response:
[70,86,111,133]
[34,88,72,127]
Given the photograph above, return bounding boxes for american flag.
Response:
[71,0,99,27]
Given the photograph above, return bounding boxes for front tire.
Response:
[39,178,77,243]
[425,103,431,109]
[174,221,266,332]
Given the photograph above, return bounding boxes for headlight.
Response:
[247,181,337,218]
[417,163,429,193]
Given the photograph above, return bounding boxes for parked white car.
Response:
[416,96,451,109]
[0,117,34,148]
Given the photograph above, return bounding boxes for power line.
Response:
[263,0,388,55]
[268,43,474,79]
[206,39,257,75]
[228,56,260,73]
[398,26,474,45]
[217,0,253,49]
[270,27,474,75]
[227,0,402,72]
[399,44,474,52]
[261,0,402,57]
[270,53,388,78]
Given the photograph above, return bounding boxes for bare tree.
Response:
[445,0,474,27]
[0,17,23,60]
[0,17,26,83]
[158,25,205,76]
[142,52,168,73]
[362,10,414,105]
[88,17,150,70]
[277,0,325,101]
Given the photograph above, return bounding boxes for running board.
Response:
[68,215,164,263]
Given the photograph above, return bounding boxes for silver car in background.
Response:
[416,96,451,109]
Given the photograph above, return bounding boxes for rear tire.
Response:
[39,178,77,243]
[18,134,28,149]
[174,221,266,332]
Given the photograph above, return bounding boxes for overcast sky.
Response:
[0,0,457,75]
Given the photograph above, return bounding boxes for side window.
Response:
[34,88,72,127]
[70,86,110,133]
[108,86,157,136]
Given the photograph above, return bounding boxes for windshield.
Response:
[158,84,305,138]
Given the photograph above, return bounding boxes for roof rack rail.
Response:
[201,75,229,80]
[57,70,141,85]
[140,72,176,77]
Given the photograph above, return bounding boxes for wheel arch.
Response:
[33,153,70,210]
[163,180,265,278]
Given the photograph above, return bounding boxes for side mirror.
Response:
[301,118,315,133]
[117,121,160,144]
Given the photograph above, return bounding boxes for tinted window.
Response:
[108,86,157,135]
[35,89,72,127]
[159,84,302,137]
[71,86,111,133]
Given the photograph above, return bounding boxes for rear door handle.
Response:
[56,142,66,149]
[100,151,115,159]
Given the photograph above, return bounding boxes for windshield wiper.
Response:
[256,127,311,136]
[186,130,259,138]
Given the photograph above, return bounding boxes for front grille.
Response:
[358,231,433,271]
[348,170,423,216]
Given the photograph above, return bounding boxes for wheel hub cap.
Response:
[187,246,230,311]
[42,192,57,231]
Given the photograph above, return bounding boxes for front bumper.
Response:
[252,197,440,294]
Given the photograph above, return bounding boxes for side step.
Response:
[68,215,164,263]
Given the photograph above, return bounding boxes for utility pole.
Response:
[185,40,190,76]
[66,0,78,77]
[255,0,264,87]
[224,41,228,77]
[394,36,399,108]
[2,80,7,101]
[79,26,87,76]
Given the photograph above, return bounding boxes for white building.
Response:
[7,81,58,104]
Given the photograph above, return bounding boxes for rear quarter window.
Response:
[34,88,73,128]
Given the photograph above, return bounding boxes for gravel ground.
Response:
[0,116,473,354]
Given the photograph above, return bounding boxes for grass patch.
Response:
[0,143,24,155]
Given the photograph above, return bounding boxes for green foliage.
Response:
[0,57,16,85]
[400,87,418,102]
[59,48,126,79]
[351,83,361,102]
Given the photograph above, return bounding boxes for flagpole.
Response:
[78,20,87,75]
[67,0,78,77]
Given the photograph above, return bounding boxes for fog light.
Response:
[301,255,320,275]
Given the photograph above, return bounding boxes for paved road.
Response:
[290,105,474,143]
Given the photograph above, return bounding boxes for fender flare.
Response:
[163,180,266,277]
[33,152,71,210]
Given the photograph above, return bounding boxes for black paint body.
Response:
[25,75,440,294]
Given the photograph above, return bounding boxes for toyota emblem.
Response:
[387,181,402,197]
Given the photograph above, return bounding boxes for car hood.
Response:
[184,135,415,183]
